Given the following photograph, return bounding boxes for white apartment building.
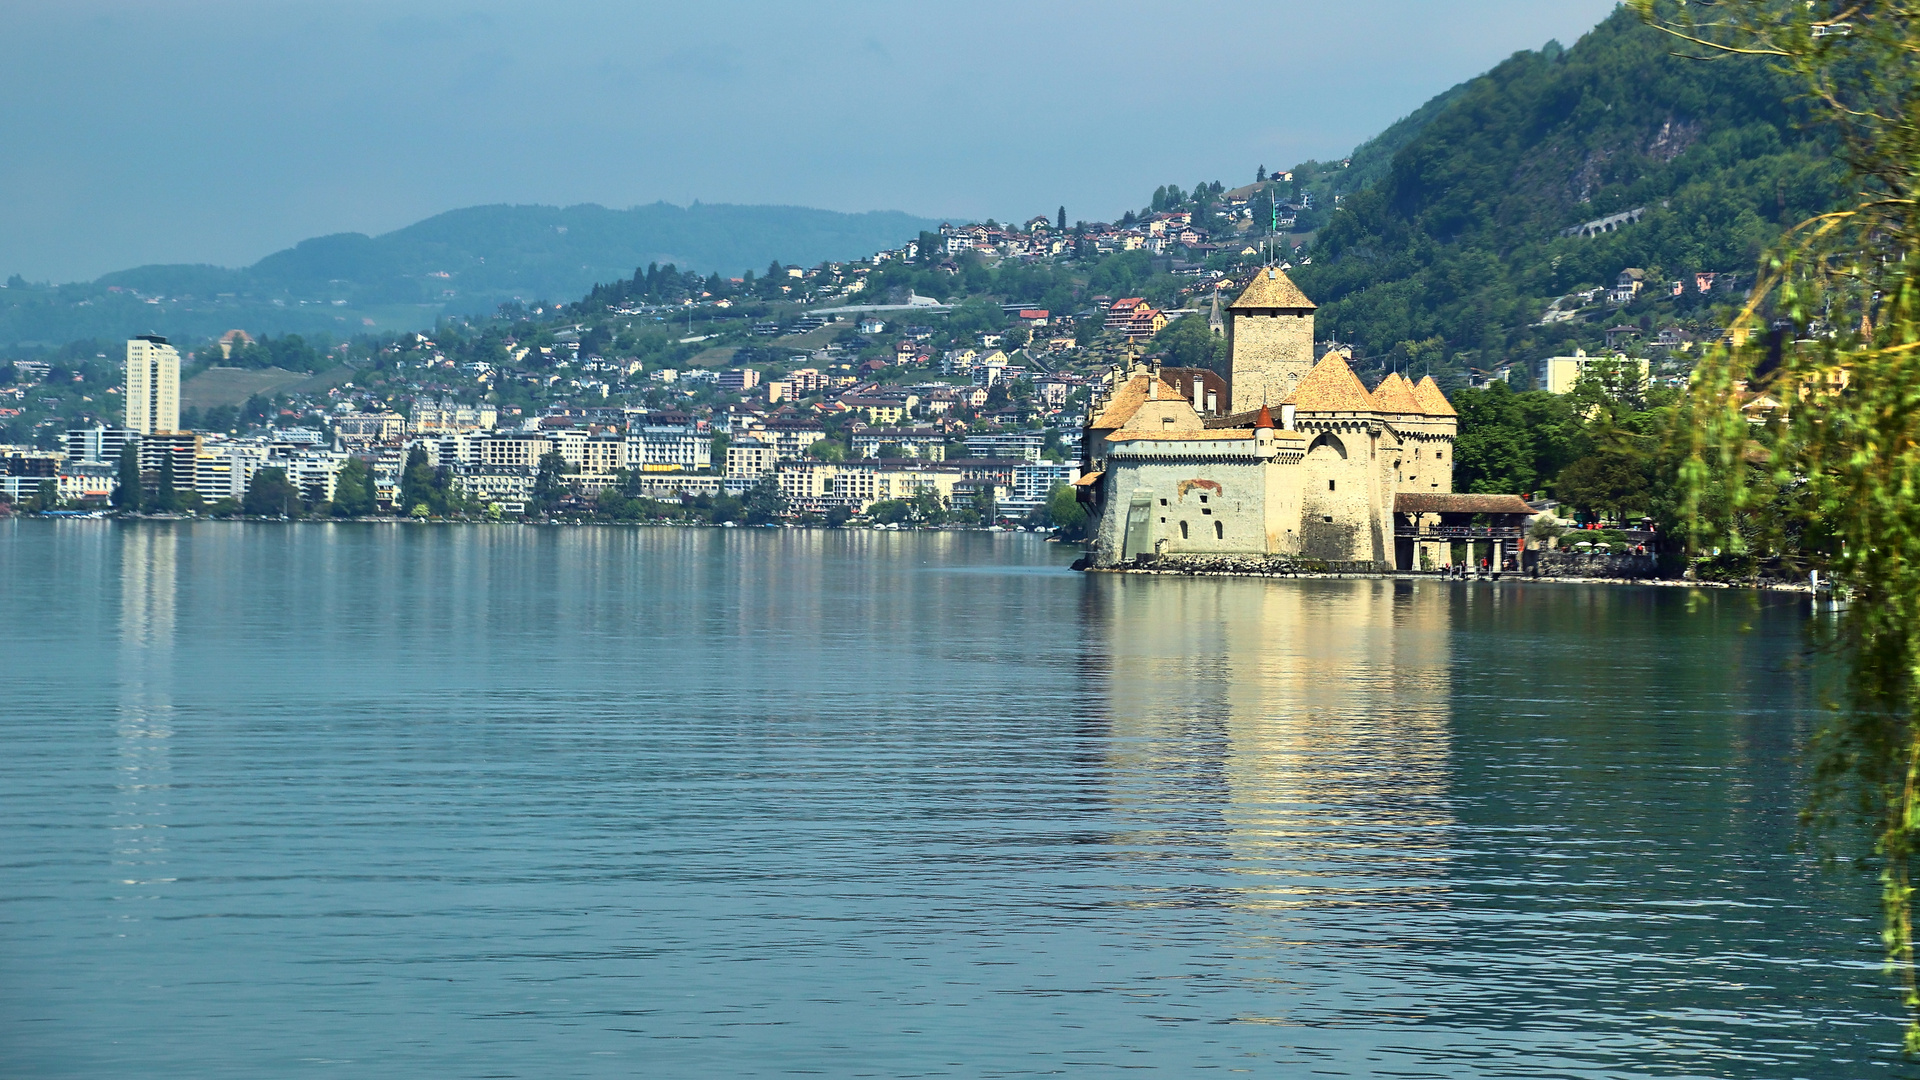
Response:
[726,438,776,480]
[195,442,271,503]
[963,432,1047,462]
[125,336,180,435]
[66,426,135,464]
[1003,461,1082,515]
[408,399,497,434]
[850,428,947,460]
[470,432,556,471]
[452,469,535,504]
[281,450,349,503]
[625,424,710,471]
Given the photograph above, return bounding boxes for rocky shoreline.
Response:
[1072,550,1818,592]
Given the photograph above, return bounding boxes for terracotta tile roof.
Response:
[1204,409,1264,429]
[1282,354,1375,412]
[1089,373,1185,429]
[1371,372,1422,414]
[1229,266,1316,310]
[1412,375,1457,417]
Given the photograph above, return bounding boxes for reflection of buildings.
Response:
[1090,576,1455,909]
[115,527,177,888]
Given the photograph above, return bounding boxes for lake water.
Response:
[0,521,1905,1077]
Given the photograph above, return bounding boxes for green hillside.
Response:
[1293,7,1845,375]
[0,202,943,348]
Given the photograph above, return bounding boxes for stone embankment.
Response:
[1529,550,1658,579]
[1075,553,1376,577]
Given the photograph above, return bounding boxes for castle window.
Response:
[1328,479,1336,491]
[1159,498,1167,506]
[1323,515,1333,522]
[1180,520,1189,539]
[1202,508,1211,515]
[1214,521,1224,539]
[1198,494,1207,504]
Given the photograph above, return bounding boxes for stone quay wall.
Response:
[1530,550,1659,579]
[1078,553,1381,577]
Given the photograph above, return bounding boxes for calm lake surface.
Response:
[0,521,1905,1077]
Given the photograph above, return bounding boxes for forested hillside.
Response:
[1296,7,1845,373]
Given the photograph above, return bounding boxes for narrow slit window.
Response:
[1179,520,1190,539]
[1328,479,1336,491]
[1213,520,1223,539]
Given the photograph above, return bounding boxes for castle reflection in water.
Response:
[1083,575,1458,916]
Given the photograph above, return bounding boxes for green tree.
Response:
[533,450,566,511]
[332,457,376,517]
[243,467,298,517]
[112,444,141,512]
[1553,449,1648,523]
[30,479,58,513]
[399,445,436,514]
[1637,0,1920,1045]
[972,488,997,524]
[1452,382,1588,495]
[1045,483,1088,539]
[742,477,786,525]
[1150,313,1229,372]
[153,451,178,513]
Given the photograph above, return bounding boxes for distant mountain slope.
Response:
[0,202,943,347]
[1293,7,1844,371]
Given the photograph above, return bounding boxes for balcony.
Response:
[1394,524,1524,541]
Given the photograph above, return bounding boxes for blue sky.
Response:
[1,0,1619,282]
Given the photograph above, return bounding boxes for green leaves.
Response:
[1646,0,1920,1048]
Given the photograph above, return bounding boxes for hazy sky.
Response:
[2,0,1619,283]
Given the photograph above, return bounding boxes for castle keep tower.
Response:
[1227,266,1315,414]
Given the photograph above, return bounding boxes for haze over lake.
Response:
[0,523,1890,1077]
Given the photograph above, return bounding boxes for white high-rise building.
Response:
[125,335,180,434]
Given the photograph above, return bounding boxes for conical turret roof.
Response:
[1371,372,1422,414]
[1230,265,1316,310]
[1281,354,1374,412]
[1412,374,1457,417]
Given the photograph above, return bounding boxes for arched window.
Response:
[1180,520,1190,539]
[1213,520,1223,539]
[1307,432,1347,459]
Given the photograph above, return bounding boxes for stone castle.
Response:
[1080,267,1528,571]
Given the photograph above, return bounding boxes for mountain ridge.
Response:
[1,201,946,347]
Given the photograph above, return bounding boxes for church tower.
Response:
[1227,267,1316,414]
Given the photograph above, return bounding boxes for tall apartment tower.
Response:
[125,335,180,434]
